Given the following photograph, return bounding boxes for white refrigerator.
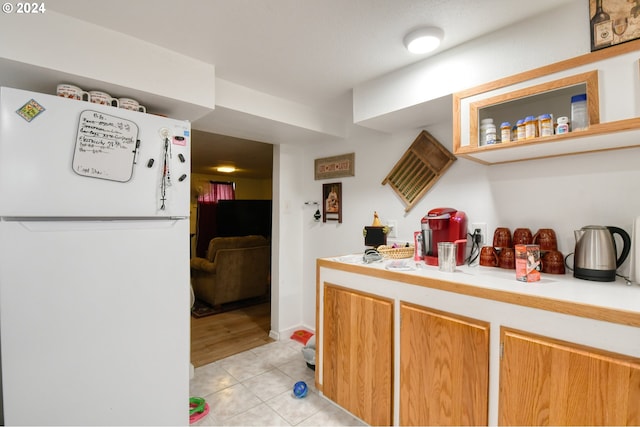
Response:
[0,87,191,425]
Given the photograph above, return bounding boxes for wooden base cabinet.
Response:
[322,284,394,426]
[399,303,490,426]
[499,327,640,426]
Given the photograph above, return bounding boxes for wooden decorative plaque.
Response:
[314,153,355,180]
[382,130,456,212]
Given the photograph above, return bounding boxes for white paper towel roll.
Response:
[629,216,640,283]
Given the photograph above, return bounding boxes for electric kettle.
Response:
[573,225,631,282]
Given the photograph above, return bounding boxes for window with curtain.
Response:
[197,181,236,203]
[195,181,235,258]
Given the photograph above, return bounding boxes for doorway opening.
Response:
[189,131,274,366]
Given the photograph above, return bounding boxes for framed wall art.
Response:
[590,0,640,51]
[322,182,342,223]
[314,153,355,180]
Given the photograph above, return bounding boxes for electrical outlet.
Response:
[387,220,398,238]
[471,222,487,246]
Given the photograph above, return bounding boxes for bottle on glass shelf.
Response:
[571,94,589,131]
[485,123,497,145]
[556,116,570,134]
[539,114,553,137]
[591,0,612,51]
[479,118,494,146]
[516,119,526,141]
[500,122,511,143]
[524,115,538,139]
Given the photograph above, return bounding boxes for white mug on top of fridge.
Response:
[119,97,146,113]
[56,84,89,101]
[89,90,119,107]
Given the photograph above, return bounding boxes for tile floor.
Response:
[189,338,367,426]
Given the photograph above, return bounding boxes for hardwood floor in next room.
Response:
[190,302,274,368]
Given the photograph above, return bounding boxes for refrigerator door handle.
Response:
[1,217,189,232]
[1,216,188,221]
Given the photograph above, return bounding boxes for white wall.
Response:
[292,1,640,331]
[0,11,215,111]
[271,144,306,337]
[353,1,589,123]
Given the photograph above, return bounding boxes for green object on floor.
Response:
[189,397,205,415]
[189,397,210,424]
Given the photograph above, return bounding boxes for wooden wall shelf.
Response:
[453,39,640,165]
[456,117,640,164]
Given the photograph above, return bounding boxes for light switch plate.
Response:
[387,220,398,238]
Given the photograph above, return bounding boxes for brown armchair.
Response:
[190,235,270,307]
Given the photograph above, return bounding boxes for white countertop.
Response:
[323,255,640,317]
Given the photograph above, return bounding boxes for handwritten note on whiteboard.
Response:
[72,110,139,182]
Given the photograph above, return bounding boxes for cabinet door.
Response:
[499,327,640,426]
[400,302,490,426]
[323,284,393,426]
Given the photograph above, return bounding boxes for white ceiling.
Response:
[47,0,574,178]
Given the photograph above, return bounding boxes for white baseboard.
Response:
[271,325,316,342]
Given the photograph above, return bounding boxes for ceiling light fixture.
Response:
[217,165,236,173]
[404,26,444,54]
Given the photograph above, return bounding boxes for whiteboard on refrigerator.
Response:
[72,110,139,182]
